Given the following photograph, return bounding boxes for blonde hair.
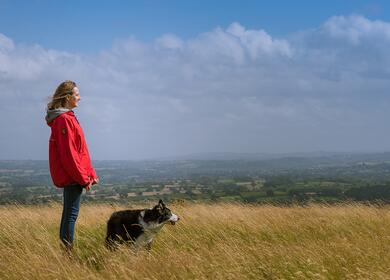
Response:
[47,80,77,110]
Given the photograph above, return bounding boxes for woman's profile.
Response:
[45,80,98,251]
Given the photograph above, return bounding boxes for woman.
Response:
[46,80,98,250]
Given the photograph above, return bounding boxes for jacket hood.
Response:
[45,108,71,124]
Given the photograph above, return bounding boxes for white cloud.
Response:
[227,22,292,58]
[0,33,14,51]
[323,15,390,44]
[0,15,390,159]
[155,34,184,50]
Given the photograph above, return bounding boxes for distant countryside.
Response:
[1,152,390,205]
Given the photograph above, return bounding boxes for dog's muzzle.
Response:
[169,213,179,225]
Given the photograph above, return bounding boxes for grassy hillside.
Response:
[0,202,389,279]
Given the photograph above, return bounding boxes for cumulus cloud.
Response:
[155,34,184,50]
[0,15,389,159]
[0,33,14,51]
[227,22,292,58]
[323,14,390,44]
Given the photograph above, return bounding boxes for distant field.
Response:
[0,202,389,279]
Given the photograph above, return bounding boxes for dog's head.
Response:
[149,199,179,225]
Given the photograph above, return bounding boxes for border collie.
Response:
[106,199,179,250]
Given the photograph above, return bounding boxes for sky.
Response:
[0,0,390,160]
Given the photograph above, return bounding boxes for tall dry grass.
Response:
[0,202,389,279]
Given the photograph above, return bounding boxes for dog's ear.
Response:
[153,199,165,211]
[158,199,165,208]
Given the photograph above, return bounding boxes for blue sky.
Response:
[1,0,389,53]
[0,1,390,160]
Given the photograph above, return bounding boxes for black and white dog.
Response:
[106,200,179,250]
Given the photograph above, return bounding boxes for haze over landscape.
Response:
[1,1,390,160]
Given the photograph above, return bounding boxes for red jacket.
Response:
[47,111,97,188]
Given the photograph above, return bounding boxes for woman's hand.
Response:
[92,177,99,185]
[85,180,93,191]
[85,177,99,192]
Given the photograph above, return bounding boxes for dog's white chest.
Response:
[135,212,164,247]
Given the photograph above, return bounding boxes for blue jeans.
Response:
[60,184,83,247]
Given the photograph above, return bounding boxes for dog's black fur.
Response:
[106,199,179,250]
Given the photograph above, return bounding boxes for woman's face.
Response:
[67,87,81,109]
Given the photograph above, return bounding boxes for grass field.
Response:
[0,202,389,279]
